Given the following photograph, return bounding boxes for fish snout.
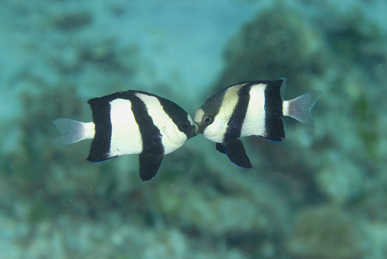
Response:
[191,123,199,138]
[196,123,205,134]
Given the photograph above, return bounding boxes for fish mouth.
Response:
[185,123,199,140]
[191,123,199,138]
[196,123,204,134]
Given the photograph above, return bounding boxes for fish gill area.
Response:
[0,0,387,259]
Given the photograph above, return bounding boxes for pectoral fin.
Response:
[221,139,252,169]
[139,153,164,181]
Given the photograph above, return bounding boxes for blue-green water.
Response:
[1,0,387,258]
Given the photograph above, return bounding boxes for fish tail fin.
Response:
[52,118,95,145]
[283,90,323,128]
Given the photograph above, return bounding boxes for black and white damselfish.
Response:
[52,90,198,181]
[194,78,322,168]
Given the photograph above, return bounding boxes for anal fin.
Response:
[221,139,252,168]
[139,153,164,181]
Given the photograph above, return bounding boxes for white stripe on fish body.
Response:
[240,83,266,137]
[135,93,187,155]
[108,98,143,157]
[283,101,290,117]
[82,122,96,139]
[194,108,205,124]
[202,83,245,143]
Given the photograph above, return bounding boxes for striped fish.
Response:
[194,78,322,168]
[53,90,198,181]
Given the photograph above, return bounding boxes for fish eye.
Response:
[179,122,189,131]
[202,115,214,125]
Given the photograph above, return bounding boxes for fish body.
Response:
[194,78,322,168]
[53,90,198,181]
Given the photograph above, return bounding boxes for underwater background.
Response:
[1,0,387,258]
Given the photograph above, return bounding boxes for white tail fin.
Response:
[52,118,95,146]
[283,90,322,128]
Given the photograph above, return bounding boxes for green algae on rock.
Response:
[286,206,365,259]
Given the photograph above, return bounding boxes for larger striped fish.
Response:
[194,78,322,168]
[53,90,198,181]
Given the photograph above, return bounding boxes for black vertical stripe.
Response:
[86,91,164,162]
[200,88,228,118]
[119,92,164,181]
[129,94,164,156]
[223,83,253,142]
[87,97,112,162]
[264,79,285,141]
[157,97,197,139]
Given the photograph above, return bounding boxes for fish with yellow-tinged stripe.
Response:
[52,90,198,181]
[194,78,322,168]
